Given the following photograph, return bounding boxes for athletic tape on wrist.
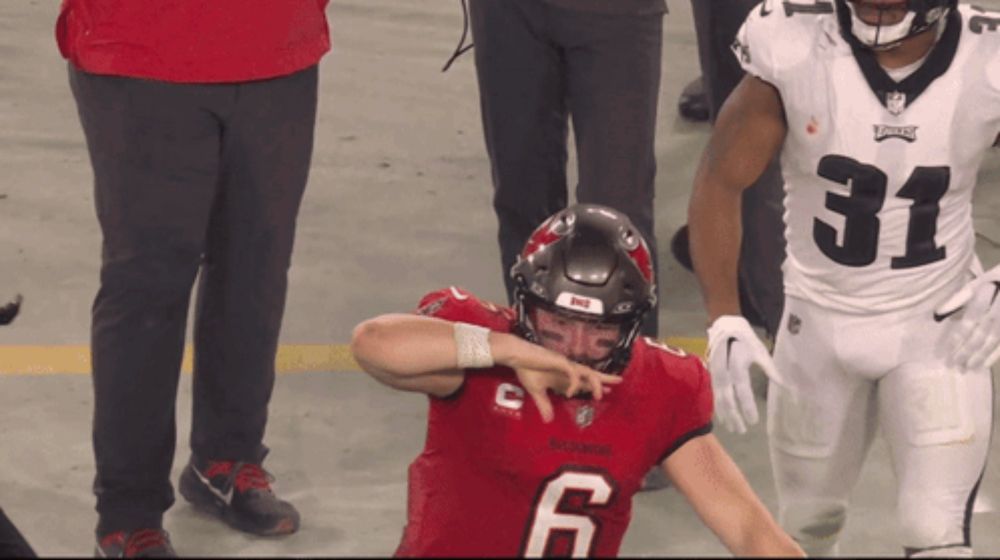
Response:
[454,322,494,369]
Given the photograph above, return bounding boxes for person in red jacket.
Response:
[56,1,330,556]
[351,204,804,557]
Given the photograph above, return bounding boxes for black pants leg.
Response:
[691,0,755,122]
[556,7,663,336]
[692,0,785,337]
[468,0,570,302]
[190,66,318,463]
[0,508,35,558]
[70,64,318,535]
[469,0,663,335]
[71,66,225,534]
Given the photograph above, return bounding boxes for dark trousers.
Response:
[468,0,663,335]
[692,0,785,337]
[69,64,318,534]
[0,508,35,558]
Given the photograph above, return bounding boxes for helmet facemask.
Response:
[835,0,954,51]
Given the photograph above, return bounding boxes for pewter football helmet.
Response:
[510,204,656,373]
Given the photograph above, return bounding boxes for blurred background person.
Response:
[464,0,666,338]
[56,0,330,555]
[672,0,785,338]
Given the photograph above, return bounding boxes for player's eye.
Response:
[538,328,564,343]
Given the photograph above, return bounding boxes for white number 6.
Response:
[522,469,615,557]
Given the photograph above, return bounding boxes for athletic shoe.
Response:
[178,456,299,536]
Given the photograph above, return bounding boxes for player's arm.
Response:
[350,313,470,397]
[662,434,804,557]
[688,74,787,322]
[351,314,621,417]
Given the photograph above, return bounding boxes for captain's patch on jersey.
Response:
[493,382,525,417]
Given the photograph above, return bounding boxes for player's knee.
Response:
[898,507,963,553]
[781,501,847,556]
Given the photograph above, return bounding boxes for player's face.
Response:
[849,0,909,26]
[531,307,622,365]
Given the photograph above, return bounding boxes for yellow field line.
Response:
[0,338,707,375]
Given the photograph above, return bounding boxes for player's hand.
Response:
[499,337,622,423]
[706,315,783,434]
[934,265,1000,371]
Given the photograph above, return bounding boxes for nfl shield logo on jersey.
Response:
[886,91,906,116]
[575,404,595,428]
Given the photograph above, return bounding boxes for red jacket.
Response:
[56,0,331,83]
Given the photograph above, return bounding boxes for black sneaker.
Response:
[178,457,299,536]
[678,76,710,123]
[95,529,175,558]
[670,225,693,272]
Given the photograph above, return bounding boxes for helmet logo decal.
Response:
[556,292,604,315]
[627,244,654,283]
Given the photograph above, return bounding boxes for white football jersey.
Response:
[734,2,1000,313]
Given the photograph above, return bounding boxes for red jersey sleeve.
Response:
[656,356,713,463]
[414,286,515,330]
[412,287,517,401]
[627,338,714,464]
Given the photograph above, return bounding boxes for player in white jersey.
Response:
[688,0,1000,556]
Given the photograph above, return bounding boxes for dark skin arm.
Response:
[688,75,788,323]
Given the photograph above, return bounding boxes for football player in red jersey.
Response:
[351,204,803,557]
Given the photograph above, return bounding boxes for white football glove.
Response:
[934,264,1000,372]
[706,315,784,434]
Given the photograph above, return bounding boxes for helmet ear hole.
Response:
[620,227,639,250]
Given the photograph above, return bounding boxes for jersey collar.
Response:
[849,9,962,116]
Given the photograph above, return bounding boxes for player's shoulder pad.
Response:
[959,5,1000,93]
[735,0,834,83]
[634,336,709,389]
[415,286,515,329]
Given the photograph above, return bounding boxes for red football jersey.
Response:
[56,0,330,83]
[395,287,714,558]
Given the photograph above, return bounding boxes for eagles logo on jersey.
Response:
[734,3,1000,313]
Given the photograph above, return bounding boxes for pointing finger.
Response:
[530,390,554,423]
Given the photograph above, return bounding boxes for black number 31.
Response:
[813,155,949,269]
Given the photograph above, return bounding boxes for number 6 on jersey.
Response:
[521,468,617,557]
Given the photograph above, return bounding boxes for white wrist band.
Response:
[454,322,494,369]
